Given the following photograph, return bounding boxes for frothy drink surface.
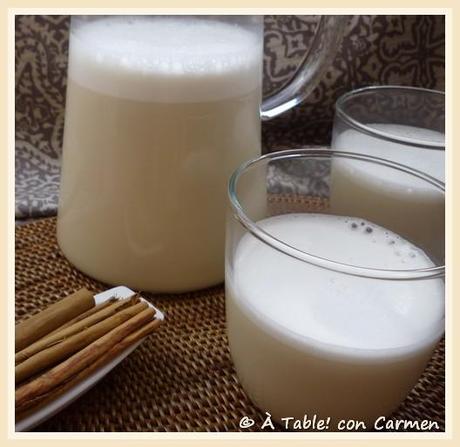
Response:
[69,16,262,102]
[58,17,262,291]
[332,123,444,184]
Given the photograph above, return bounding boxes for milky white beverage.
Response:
[57,17,262,292]
[226,213,444,427]
[331,124,445,260]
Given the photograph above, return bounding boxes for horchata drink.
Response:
[57,16,263,292]
[331,87,445,262]
[332,124,444,182]
[225,150,445,429]
[226,213,444,426]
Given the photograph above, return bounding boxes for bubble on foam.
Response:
[68,16,262,102]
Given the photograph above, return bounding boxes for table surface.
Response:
[15,217,445,432]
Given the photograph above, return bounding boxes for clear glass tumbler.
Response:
[225,149,444,429]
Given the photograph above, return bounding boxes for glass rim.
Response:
[335,85,445,150]
[228,148,445,281]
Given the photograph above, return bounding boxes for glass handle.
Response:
[261,16,348,121]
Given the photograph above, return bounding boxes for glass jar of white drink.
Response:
[57,15,346,292]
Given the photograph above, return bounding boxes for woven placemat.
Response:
[15,217,445,432]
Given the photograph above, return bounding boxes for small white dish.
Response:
[15,286,164,432]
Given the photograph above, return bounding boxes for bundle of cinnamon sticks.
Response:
[15,288,162,420]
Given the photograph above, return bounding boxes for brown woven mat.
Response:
[15,217,445,432]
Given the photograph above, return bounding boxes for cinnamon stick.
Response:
[45,298,117,337]
[16,318,162,419]
[15,288,95,352]
[16,307,156,407]
[15,301,149,384]
[16,295,140,365]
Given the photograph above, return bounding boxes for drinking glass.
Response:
[225,149,444,428]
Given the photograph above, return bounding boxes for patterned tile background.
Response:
[15,15,445,218]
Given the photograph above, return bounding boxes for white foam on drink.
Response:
[68,16,262,102]
[231,214,444,354]
[333,124,445,183]
[368,123,444,145]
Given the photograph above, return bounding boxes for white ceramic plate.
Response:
[15,286,164,432]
